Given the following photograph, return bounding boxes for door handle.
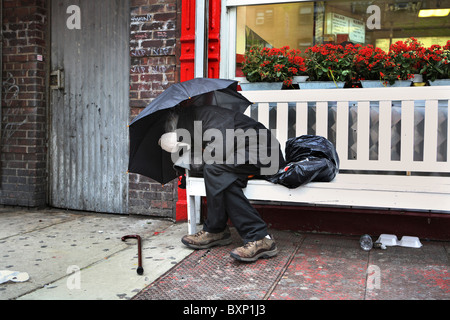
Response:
[50,69,65,90]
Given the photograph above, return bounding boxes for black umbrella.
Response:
[128,78,253,184]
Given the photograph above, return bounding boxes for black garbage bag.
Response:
[268,135,339,188]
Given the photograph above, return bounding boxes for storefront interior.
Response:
[235,0,450,74]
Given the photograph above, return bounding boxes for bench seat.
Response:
[186,174,450,234]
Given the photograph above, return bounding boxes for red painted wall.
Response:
[207,0,221,78]
[180,0,221,80]
[176,0,221,221]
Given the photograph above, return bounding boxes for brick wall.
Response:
[1,0,48,207]
[128,0,181,217]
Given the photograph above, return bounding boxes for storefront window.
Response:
[235,0,450,77]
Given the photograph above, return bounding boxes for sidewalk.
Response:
[0,207,192,300]
[1,207,449,300]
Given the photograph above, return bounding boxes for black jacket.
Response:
[174,105,285,177]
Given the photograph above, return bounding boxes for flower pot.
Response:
[299,81,345,89]
[361,80,411,88]
[411,74,426,86]
[239,82,284,91]
[411,74,423,83]
[360,80,387,88]
[293,76,309,84]
[428,79,450,86]
[391,80,412,87]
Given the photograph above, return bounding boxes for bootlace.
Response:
[243,240,257,249]
[193,230,206,238]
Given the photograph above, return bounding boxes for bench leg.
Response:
[185,170,201,235]
[194,196,201,224]
[186,193,197,235]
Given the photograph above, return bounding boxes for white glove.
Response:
[159,132,190,153]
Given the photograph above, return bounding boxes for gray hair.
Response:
[165,110,179,133]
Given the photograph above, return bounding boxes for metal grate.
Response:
[133,230,450,300]
[133,229,303,300]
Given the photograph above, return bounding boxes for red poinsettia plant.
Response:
[420,40,450,82]
[355,38,450,84]
[382,37,427,84]
[353,44,390,82]
[242,38,450,88]
[242,45,306,87]
[304,43,355,82]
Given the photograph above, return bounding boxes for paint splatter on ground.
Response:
[133,230,450,300]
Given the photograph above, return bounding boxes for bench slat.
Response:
[188,175,450,196]
[296,102,308,137]
[187,175,450,212]
[357,101,370,163]
[335,101,349,163]
[424,100,439,163]
[241,86,450,103]
[277,102,289,153]
[258,102,270,127]
[316,101,328,138]
[378,100,392,164]
[401,100,415,165]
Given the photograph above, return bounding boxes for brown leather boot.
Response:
[181,226,232,249]
[230,235,278,262]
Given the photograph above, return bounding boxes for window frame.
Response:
[219,0,322,80]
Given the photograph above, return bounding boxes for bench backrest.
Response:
[240,86,450,174]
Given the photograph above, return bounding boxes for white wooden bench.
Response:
[185,86,450,235]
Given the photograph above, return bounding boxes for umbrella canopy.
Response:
[129,78,250,125]
[128,78,253,184]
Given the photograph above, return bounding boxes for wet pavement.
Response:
[134,228,450,300]
[0,207,191,300]
[1,207,449,301]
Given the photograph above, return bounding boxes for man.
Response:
[159,105,285,262]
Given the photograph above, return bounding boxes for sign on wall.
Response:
[326,12,365,43]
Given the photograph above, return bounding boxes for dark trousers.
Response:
[202,164,268,243]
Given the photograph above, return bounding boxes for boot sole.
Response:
[181,237,232,250]
[230,247,278,262]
